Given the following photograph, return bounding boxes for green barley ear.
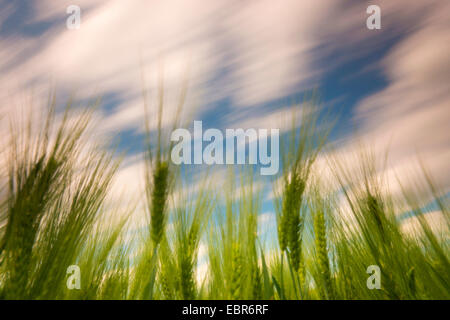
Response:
[3,155,61,298]
[277,223,288,252]
[278,171,305,271]
[275,96,329,272]
[178,251,196,299]
[313,206,334,299]
[298,261,306,289]
[366,193,385,236]
[278,174,304,251]
[158,241,175,300]
[250,263,262,300]
[160,271,174,299]
[277,195,289,252]
[172,172,212,300]
[230,243,243,299]
[0,96,119,300]
[149,160,169,246]
[287,176,305,271]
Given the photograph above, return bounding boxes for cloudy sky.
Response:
[0,0,449,234]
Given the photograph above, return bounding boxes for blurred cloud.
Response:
[401,211,449,240]
[343,1,450,199]
[0,0,449,224]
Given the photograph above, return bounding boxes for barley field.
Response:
[0,95,448,300]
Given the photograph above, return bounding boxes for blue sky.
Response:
[0,1,449,238]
